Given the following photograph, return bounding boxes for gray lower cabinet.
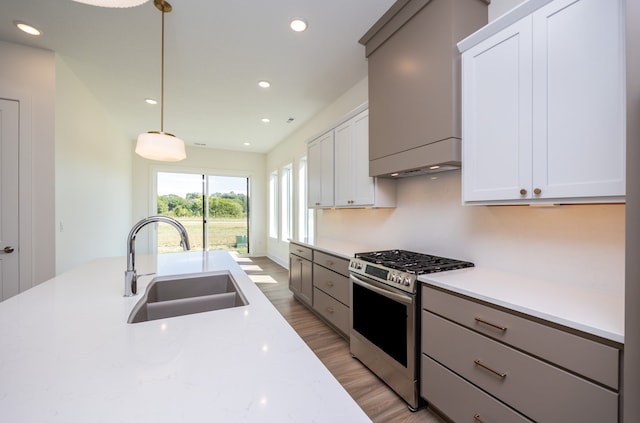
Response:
[312,251,350,338]
[420,285,621,423]
[289,244,313,306]
[288,244,351,339]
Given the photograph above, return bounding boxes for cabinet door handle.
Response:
[474,359,507,378]
[326,260,334,266]
[325,281,334,287]
[519,188,527,196]
[474,317,507,332]
[534,187,542,195]
[473,414,485,423]
[326,307,335,314]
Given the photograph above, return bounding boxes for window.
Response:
[298,157,308,241]
[269,170,278,239]
[281,164,292,241]
[156,171,249,254]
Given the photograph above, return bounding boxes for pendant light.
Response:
[72,0,150,7]
[135,0,186,161]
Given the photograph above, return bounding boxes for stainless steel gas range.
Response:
[349,250,474,411]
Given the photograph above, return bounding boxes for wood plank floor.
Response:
[238,255,446,423]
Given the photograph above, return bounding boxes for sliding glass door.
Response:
[156,172,249,254]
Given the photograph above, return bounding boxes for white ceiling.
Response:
[0,0,395,153]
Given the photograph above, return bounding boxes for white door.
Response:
[307,131,334,208]
[461,17,533,202]
[0,99,20,301]
[334,109,373,206]
[532,0,625,199]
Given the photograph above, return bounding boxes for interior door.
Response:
[0,99,20,301]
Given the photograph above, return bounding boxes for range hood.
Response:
[360,0,488,179]
[370,137,462,178]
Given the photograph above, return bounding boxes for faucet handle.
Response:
[124,270,137,297]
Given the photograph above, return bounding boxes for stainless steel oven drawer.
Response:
[421,354,533,423]
[422,285,619,389]
[422,311,618,423]
[314,287,349,335]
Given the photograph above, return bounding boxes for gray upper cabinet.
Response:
[360,0,488,178]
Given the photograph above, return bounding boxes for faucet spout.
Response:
[124,216,191,297]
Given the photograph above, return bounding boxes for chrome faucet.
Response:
[124,216,191,297]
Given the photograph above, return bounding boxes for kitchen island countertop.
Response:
[0,251,371,422]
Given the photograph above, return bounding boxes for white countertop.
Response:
[419,267,624,345]
[0,251,371,422]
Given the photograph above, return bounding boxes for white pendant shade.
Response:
[136,132,186,161]
[72,0,150,7]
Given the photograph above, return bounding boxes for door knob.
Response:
[2,246,15,254]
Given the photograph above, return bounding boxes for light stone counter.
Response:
[419,267,624,345]
[0,251,371,422]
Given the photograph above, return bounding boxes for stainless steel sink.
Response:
[127,271,248,323]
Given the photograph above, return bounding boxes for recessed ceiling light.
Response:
[194,142,207,146]
[243,142,251,147]
[145,98,158,105]
[15,21,41,36]
[290,18,308,32]
[261,118,270,123]
[258,80,271,88]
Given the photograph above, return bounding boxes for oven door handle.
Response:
[350,274,414,305]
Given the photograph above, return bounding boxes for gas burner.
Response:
[355,249,474,275]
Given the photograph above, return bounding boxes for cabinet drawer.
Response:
[422,285,619,389]
[313,251,349,277]
[289,243,313,261]
[423,311,618,423]
[313,287,350,335]
[421,354,533,423]
[313,264,349,306]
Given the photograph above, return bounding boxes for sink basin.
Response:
[127,271,248,323]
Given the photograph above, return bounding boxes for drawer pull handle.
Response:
[474,359,507,379]
[474,317,507,332]
[326,260,334,266]
[326,307,335,314]
[325,281,334,287]
[473,415,484,423]
[296,249,304,253]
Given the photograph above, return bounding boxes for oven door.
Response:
[350,272,419,409]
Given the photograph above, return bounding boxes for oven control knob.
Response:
[404,277,411,286]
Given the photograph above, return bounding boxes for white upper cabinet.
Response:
[335,109,373,206]
[460,0,625,204]
[308,107,396,209]
[308,131,334,208]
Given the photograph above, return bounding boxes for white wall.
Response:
[317,171,624,294]
[55,57,133,274]
[131,147,267,256]
[489,0,526,20]
[0,41,55,287]
[266,77,369,265]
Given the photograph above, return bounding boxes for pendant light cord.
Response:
[160,6,165,133]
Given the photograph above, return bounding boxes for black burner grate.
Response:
[355,250,474,274]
